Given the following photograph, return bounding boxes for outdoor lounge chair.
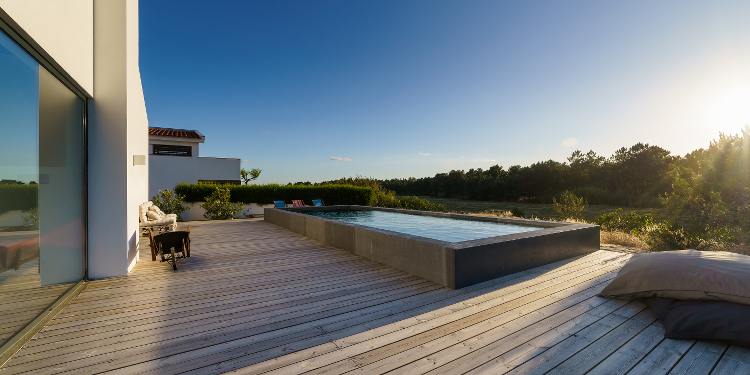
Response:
[139,201,177,236]
[274,200,286,208]
[147,227,190,270]
[292,200,305,207]
[312,199,324,206]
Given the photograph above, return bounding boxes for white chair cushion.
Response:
[148,205,166,219]
[139,201,154,223]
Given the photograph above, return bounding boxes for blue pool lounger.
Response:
[312,199,324,206]
[273,200,286,208]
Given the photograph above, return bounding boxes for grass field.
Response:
[415,196,661,222]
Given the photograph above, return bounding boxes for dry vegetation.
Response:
[600,230,649,249]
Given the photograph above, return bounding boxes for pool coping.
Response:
[265,205,600,289]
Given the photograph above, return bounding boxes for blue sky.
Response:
[140,1,750,184]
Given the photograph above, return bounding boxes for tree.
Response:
[240,168,262,185]
[553,190,588,220]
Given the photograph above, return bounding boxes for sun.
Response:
[708,87,750,135]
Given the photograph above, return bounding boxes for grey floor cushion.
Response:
[645,298,750,348]
[599,250,750,305]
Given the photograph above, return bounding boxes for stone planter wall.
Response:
[0,210,27,228]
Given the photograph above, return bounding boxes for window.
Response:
[152,144,192,157]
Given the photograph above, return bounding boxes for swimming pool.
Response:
[265,206,599,289]
[304,209,540,242]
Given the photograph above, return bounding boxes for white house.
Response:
[148,127,241,199]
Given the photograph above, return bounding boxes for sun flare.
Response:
[708,87,750,135]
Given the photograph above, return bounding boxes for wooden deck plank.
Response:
[500,300,649,375]
[10,274,428,363]
[585,320,665,375]
[457,300,642,375]
[0,257,74,348]
[625,337,695,375]
[543,309,658,374]
[0,219,724,375]
[709,346,750,375]
[237,258,629,375]
[668,341,727,375]
[170,256,628,375]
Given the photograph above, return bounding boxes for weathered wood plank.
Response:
[502,300,649,375]
[544,309,657,374]
[668,340,727,375]
[625,337,694,375]
[586,320,665,375]
[247,261,628,375]
[176,253,626,375]
[710,346,750,375]
[458,300,643,375]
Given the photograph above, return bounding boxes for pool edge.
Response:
[265,206,599,289]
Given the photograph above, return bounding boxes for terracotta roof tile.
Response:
[148,127,203,139]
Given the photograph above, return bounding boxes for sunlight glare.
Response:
[708,87,750,135]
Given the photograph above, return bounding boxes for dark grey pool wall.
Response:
[265,206,599,289]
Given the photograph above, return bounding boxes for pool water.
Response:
[304,210,541,243]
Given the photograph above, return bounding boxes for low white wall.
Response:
[0,210,26,227]
[149,155,240,199]
[180,202,274,221]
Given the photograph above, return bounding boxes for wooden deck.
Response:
[2,219,749,374]
[0,232,73,346]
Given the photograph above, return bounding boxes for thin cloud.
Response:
[562,138,578,147]
[472,158,497,162]
[418,153,431,156]
[331,157,352,161]
[241,159,250,163]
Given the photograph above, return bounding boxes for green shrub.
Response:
[201,187,244,220]
[151,189,188,221]
[392,196,446,212]
[23,208,39,229]
[0,184,37,214]
[510,207,526,218]
[174,183,374,206]
[553,190,588,220]
[594,208,655,233]
[320,176,446,212]
[640,220,735,251]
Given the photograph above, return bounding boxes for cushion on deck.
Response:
[599,250,750,305]
[645,298,750,348]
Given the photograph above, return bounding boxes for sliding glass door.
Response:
[0,29,85,345]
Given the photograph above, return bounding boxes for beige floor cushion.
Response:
[599,249,750,305]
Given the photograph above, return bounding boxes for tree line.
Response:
[380,127,749,211]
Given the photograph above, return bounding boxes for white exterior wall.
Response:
[0,0,94,96]
[149,156,241,199]
[0,0,150,280]
[88,0,149,278]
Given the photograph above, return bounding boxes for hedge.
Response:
[173,183,375,206]
[0,184,38,214]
